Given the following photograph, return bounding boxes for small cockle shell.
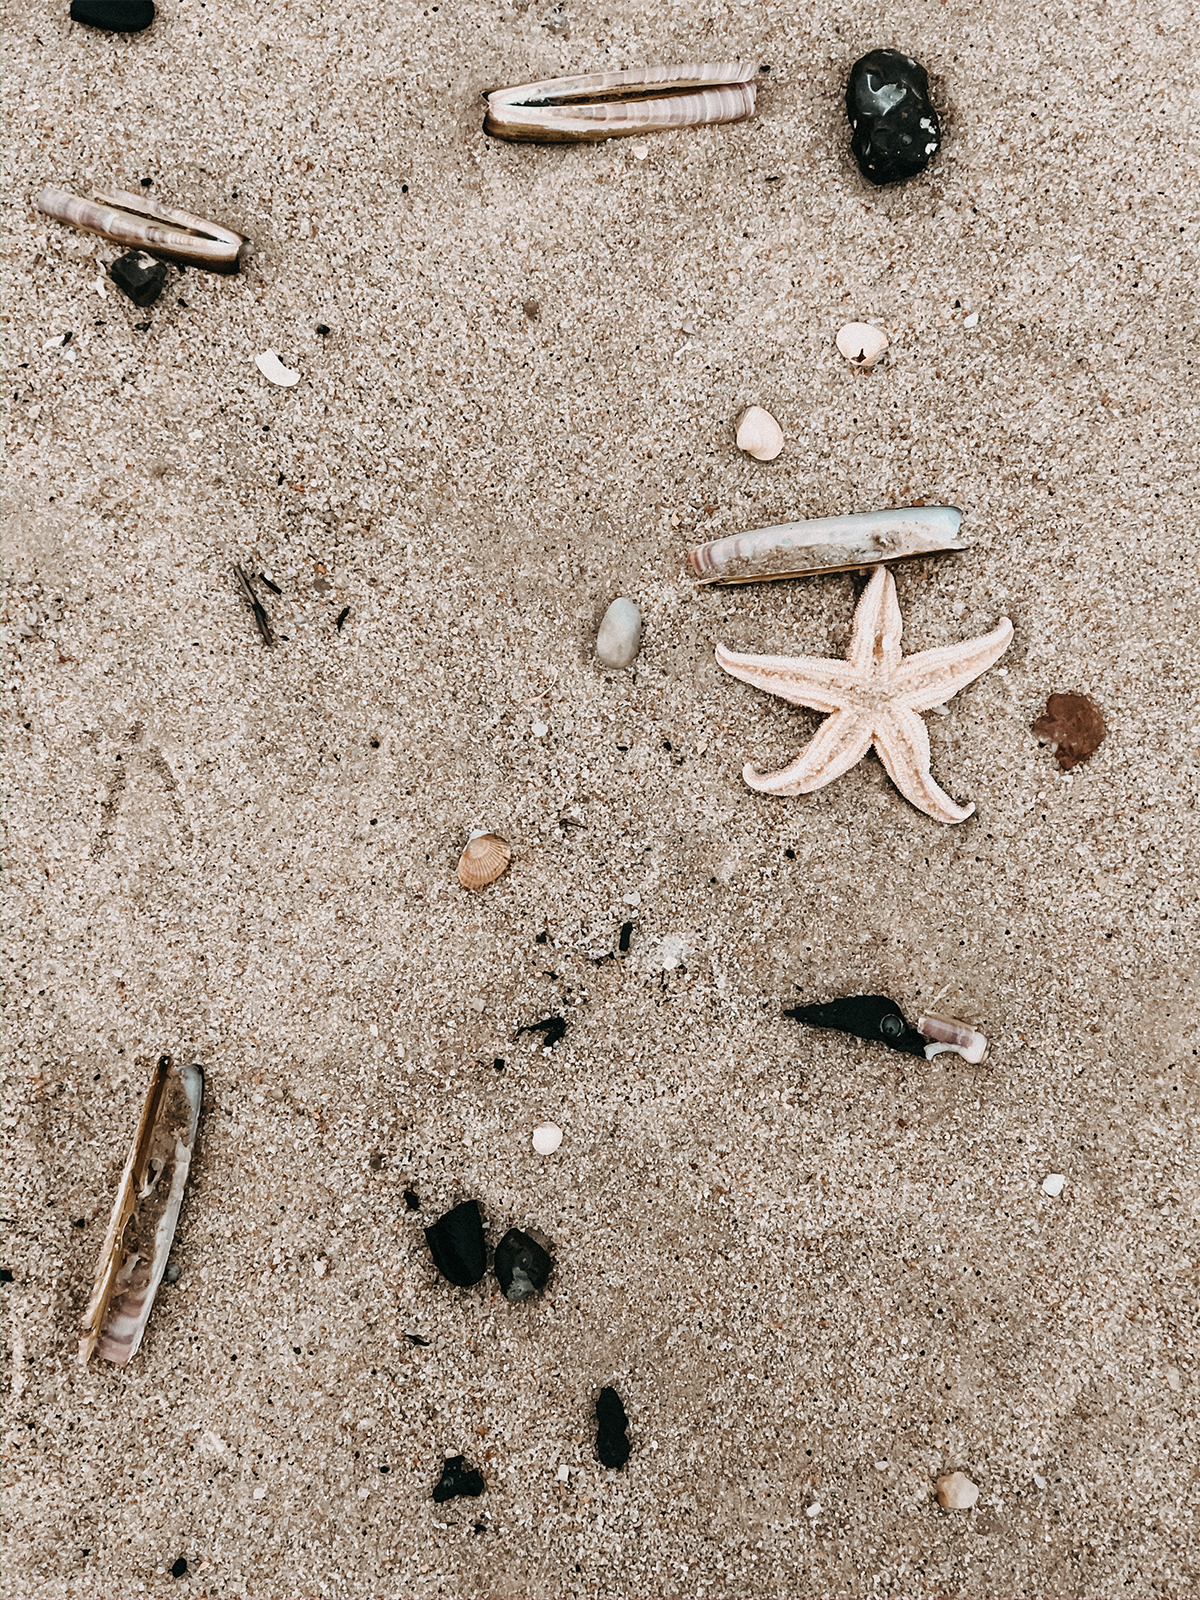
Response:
[255,349,301,387]
[836,321,890,368]
[689,504,965,585]
[457,831,512,889]
[735,405,784,461]
[917,1013,989,1064]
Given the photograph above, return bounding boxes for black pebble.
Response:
[493,1228,552,1303]
[316,324,330,335]
[403,1188,420,1211]
[0,1270,13,1283]
[596,1387,631,1469]
[432,1455,485,1503]
[784,994,927,1057]
[515,1015,567,1049]
[424,1199,486,1286]
[846,48,941,186]
[70,0,155,31]
[618,920,634,953]
[170,1557,188,1578]
[109,251,166,307]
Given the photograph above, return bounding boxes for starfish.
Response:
[715,566,1013,824]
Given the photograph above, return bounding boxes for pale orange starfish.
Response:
[715,566,1013,824]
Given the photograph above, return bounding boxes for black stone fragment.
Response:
[70,0,155,30]
[403,1188,420,1211]
[108,251,166,307]
[405,1332,430,1346]
[335,605,350,631]
[424,1199,486,1286]
[596,1386,631,1469]
[784,994,927,1057]
[432,1455,485,1503]
[493,1228,552,1303]
[846,48,941,186]
[0,1269,13,1283]
[618,920,633,953]
[316,324,330,335]
[516,1015,567,1049]
[170,1557,188,1578]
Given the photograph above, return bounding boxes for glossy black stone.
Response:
[846,49,941,186]
[493,1228,552,1303]
[424,1199,486,1287]
[108,250,166,307]
[595,1387,631,1469]
[70,0,155,32]
[785,994,927,1057]
[432,1455,485,1503]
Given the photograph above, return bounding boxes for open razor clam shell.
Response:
[80,1056,203,1366]
[688,505,966,585]
[918,1014,989,1065]
[36,187,244,271]
[484,62,759,143]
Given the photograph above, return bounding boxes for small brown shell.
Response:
[457,832,512,889]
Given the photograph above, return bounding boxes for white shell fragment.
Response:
[80,1055,203,1366]
[532,1123,563,1155]
[1042,1173,1066,1198]
[255,349,301,387]
[689,505,966,586]
[596,597,643,669]
[936,1472,979,1511]
[836,321,890,368]
[484,62,760,143]
[918,1013,989,1064]
[735,405,784,461]
[457,831,512,889]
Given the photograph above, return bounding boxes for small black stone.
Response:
[170,1557,188,1578]
[784,994,927,1057]
[0,1270,13,1284]
[70,0,155,32]
[108,250,167,307]
[424,1199,486,1287]
[846,48,941,186]
[315,324,330,335]
[432,1455,485,1503]
[493,1228,552,1303]
[403,1188,420,1211]
[596,1386,631,1469]
[618,920,634,953]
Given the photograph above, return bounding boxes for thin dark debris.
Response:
[785,994,927,1057]
[336,605,350,631]
[233,565,274,647]
[405,1332,431,1346]
[515,1016,568,1050]
[258,573,281,594]
[618,920,634,953]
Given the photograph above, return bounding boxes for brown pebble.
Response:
[1031,692,1107,770]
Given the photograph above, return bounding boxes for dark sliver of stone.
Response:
[596,1386,631,1469]
[1031,693,1106,771]
[785,994,927,1057]
[432,1456,485,1502]
[424,1199,486,1286]
[109,250,166,306]
[70,0,155,30]
[846,49,941,185]
[493,1228,552,1302]
[516,1015,567,1049]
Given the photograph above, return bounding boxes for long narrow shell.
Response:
[457,832,512,889]
[688,505,966,585]
[80,1056,203,1366]
[484,62,759,143]
[36,187,244,271]
[918,1014,989,1064]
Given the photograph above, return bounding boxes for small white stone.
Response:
[313,1258,328,1278]
[596,597,642,669]
[735,405,784,461]
[622,891,641,907]
[836,322,889,368]
[1042,1173,1066,1197]
[255,349,301,387]
[805,1501,822,1518]
[874,1461,888,1470]
[630,143,649,160]
[1032,1473,1048,1489]
[556,1464,570,1482]
[936,1471,979,1510]
[1167,1368,1182,1392]
[963,311,980,329]
[532,1122,563,1155]
[531,720,549,737]
[468,996,486,1014]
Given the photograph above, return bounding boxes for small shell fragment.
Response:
[457,831,512,889]
[836,321,889,367]
[689,504,965,585]
[917,1013,989,1064]
[936,1471,979,1511]
[735,405,784,461]
[532,1123,563,1155]
[255,349,301,387]
[1042,1173,1066,1198]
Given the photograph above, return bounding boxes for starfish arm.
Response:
[845,566,904,676]
[892,617,1014,712]
[873,706,975,824]
[715,643,859,714]
[742,708,874,797]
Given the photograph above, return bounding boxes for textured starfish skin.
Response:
[715,567,1013,824]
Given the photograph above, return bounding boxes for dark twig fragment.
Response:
[515,1016,568,1050]
[233,565,274,647]
[336,605,350,631]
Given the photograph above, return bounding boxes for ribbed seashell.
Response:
[836,322,889,367]
[688,505,965,585]
[483,62,759,143]
[36,187,244,271]
[917,1014,989,1064]
[457,831,512,889]
[735,405,784,461]
[80,1055,203,1365]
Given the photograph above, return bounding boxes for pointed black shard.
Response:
[784,994,927,1057]
[424,1199,486,1287]
[431,1455,485,1503]
[595,1386,631,1469]
[493,1228,553,1303]
[515,1016,567,1050]
[108,250,167,307]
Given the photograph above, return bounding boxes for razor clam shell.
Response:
[918,1013,989,1065]
[36,187,243,271]
[688,505,966,585]
[80,1056,203,1366]
[484,62,759,143]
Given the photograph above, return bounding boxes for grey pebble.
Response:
[595,598,642,670]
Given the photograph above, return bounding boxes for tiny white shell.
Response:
[735,405,784,461]
[836,322,889,368]
[532,1123,563,1155]
[255,349,301,387]
[1042,1173,1066,1198]
[936,1472,979,1511]
[457,832,512,889]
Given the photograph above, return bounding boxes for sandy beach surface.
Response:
[2,1,1197,1595]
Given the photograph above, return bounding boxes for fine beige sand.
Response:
[2,1,1197,1596]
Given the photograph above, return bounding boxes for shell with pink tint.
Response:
[836,321,889,368]
[917,1014,989,1064]
[457,832,512,889]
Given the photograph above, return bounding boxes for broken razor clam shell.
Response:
[483,62,759,143]
[255,349,301,387]
[688,505,965,585]
[80,1055,203,1366]
[36,188,244,272]
[917,1013,989,1064]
